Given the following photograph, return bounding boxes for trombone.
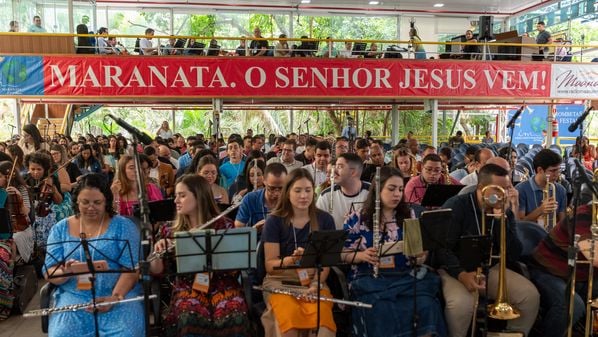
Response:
[471,185,520,336]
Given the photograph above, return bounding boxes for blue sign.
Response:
[0,56,44,95]
[508,104,584,145]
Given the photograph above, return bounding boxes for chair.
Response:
[40,282,56,333]
[515,221,547,279]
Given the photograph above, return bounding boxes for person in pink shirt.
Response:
[110,155,163,216]
[404,154,460,205]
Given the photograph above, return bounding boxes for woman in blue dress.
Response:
[342,167,446,337]
[43,173,144,337]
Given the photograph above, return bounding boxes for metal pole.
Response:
[391,104,399,145]
[171,108,175,133]
[431,99,438,148]
[15,99,22,135]
[289,108,294,133]
[212,98,222,138]
[67,0,74,34]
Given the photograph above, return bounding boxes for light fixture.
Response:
[433,3,444,7]
[301,0,310,3]
[369,1,380,4]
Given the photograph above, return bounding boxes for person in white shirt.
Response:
[460,148,495,186]
[97,27,114,54]
[316,153,370,229]
[302,141,331,187]
[266,139,303,173]
[140,28,158,55]
[156,121,173,139]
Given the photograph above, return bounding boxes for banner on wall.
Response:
[550,64,598,99]
[507,104,585,145]
[3,55,598,99]
[0,56,44,95]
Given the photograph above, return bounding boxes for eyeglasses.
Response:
[77,199,106,208]
[423,166,442,174]
[282,148,294,152]
[266,185,283,193]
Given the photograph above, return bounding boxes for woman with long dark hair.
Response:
[18,124,48,155]
[342,167,446,337]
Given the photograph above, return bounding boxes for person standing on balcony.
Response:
[409,28,426,59]
[250,26,269,56]
[28,15,46,33]
[534,21,552,60]
[8,21,19,32]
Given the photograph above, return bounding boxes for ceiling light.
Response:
[301,0,310,3]
[369,1,380,4]
[433,3,444,7]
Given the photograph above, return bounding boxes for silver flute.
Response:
[253,285,373,308]
[373,166,381,278]
[329,165,334,213]
[23,295,157,317]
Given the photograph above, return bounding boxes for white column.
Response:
[391,104,399,145]
[212,98,222,138]
[289,108,294,133]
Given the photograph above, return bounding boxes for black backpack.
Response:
[134,38,141,54]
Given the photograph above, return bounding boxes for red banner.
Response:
[43,56,552,98]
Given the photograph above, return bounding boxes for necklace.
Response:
[79,213,106,238]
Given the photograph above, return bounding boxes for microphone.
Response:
[106,114,153,145]
[568,106,593,132]
[7,124,15,129]
[506,106,524,129]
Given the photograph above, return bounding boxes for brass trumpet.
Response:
[443,163,452,185]
[481,185,520,319]
[409,154,418,177]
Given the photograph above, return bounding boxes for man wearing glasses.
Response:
[404,154,461,205]
[235,163,287,232]
[515,149,567,226]
[266,139,302,173]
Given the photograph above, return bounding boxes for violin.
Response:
[117,42,130,55]
[4,160,30,232]
[33,161,69,218]
[35,177,54,218]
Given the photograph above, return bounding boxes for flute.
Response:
[23,295,156,317]
[254,285,372,308]
[373,166,381,278]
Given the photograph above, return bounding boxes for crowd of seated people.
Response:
[1,121,597,337]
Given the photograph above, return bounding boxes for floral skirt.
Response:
[163,273,250,337]
[0,240,14,320]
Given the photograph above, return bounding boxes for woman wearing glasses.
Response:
[43,173,144,337]
[196,155,229,205]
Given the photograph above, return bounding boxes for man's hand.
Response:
[458,271,485,292]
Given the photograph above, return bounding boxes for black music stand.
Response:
[43,236,137,337]
[173,227,257,274]
[297,230,346,335]
[421,184,464,208]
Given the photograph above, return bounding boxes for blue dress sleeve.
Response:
[114,216,141,269]
[43,219,68,274]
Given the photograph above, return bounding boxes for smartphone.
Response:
[70,260,108,274]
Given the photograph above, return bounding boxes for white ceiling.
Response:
[96,0,553,17]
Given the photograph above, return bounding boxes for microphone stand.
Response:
[80,233,101,337]
[130,133,152,337]
[506,107,523,183]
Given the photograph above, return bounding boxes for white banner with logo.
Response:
[550,64,598,99]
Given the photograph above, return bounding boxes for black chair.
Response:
[515,221,547,279]
[40,282,56,333]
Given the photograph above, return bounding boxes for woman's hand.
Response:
[289,247,304,266]
[86,294,122,313]
[356,247,378,265]
[153,238,173,256]
[5,186,21,197]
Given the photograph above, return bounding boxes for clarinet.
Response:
[329,165,335,213]
[373,166,381,278]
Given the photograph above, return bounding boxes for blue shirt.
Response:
[516,176,567,216]
[176,152,191,177]
[219,159,245,190]
[341,126,357,139]
[235,189,269,228]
